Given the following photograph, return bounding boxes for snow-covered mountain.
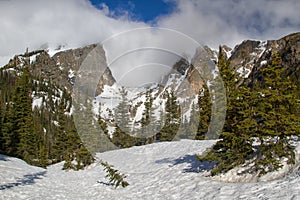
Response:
[3,33,299,134]
[93,32,300,137]
[1,32,299,143]
[1,140,300,200]
[94,56,207,136]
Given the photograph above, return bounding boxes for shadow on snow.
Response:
[0,154,9,161]
[97,180,115,187]
[155,154,216,173]
[0,171,47,190]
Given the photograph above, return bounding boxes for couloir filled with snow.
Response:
[1,140,300,199]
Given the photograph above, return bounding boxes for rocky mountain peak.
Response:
[4,44,116,95]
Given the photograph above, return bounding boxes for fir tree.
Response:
[159,90,181,141]
[112,125,136,148]
[13,62,37,164]
[98,103,109,136]
[52,99,69,162]
[253,53,300,174]
[115,87,131,133]
[73,92,103,153]
[196,84,211,140]
[101,161,129,188]
[199,52,300,176]
[1,103,16,155]
[32,107,48,168]
[111,87,136,148]
[198,47,254,175]
[139,89,156,144]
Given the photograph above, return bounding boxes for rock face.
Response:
[227,32,300,86]
[12,44,116,94]
[253,33,300,84]
[229,40,264,74]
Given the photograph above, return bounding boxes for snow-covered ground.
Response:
[1,140,300,200]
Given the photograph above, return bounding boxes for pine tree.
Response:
[98,103,109,136]
[139,89,156,144]
[112,125,136,148]
[196,84,211,140]
[56,91,94,169]
[73,92,104,153]
[37,145,48,168]
[0,52,96,170]
[159,90,181,141]
[101,161,129,188]
[0,100,3,152]
[112,87,136,147]
[13,62,37,164]
[32,107,48,167]
[114,87,131,133]
[75,143,94,170]
[52,99,69,162]
[198,47,254,175]
[1,103,16,155]
[253,53,300,174]
[199,52,300,176]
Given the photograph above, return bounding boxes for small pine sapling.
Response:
[100,161,129,188]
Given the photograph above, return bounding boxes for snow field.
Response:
[1,140,300,200]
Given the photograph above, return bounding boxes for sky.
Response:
[0,0,299,86]
[90,0,176,22]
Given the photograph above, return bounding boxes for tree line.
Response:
[0,55,93,169]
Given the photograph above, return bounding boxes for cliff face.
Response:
[4,44,116,94]
[227,32,300,87]
[254,33,300,84]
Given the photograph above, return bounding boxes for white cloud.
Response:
[157,0,300,46]
[0,0,299,86]
[0,0,146,59]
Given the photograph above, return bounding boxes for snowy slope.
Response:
[1,140,300,200]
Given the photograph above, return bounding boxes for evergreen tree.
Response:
[111,87,136,148]
[159,90,181,141]
[198,46,253,174]
[32,107,48,168]
[37,145,48,168]
[13,62,37,164]
[199,52,300,176]
[115,87,131,133]
[1,102,16,155]
[158,104,165,133]
[0,52,95,170]
[74,93,100,153]
[98,103,109,136]
[139,89,156,144]
[52,99,69,162]
[101,161,129,188]
[196,84,211,140]
[112,125,136,148]
[253,53,300,174]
